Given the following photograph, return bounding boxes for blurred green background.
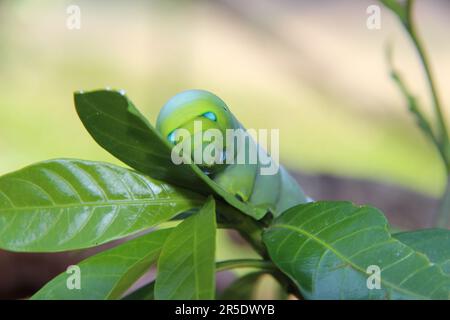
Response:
[1,0,449,197]
[0,0,450,298]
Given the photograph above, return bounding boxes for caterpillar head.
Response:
[156,90,237,173]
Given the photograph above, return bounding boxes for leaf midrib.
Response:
[193,213,200,299]
[0,198,199,213]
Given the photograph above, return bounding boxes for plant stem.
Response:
[407,18,450,227]
[216,201,268,257]
[215,202,303,298]
[397,0,450,226]
[436,178,450,228]
[216,258,302,299]
[216,259,276,272]
[406,25,449,163]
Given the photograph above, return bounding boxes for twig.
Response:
[381,0,450,227]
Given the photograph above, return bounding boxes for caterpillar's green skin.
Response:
[156,90,307,216]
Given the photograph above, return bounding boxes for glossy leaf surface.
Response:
[263,202,450,299]
[32,229,170,299]
[155,198,216,299]
[394,229,450,275]
[0,159,202,252]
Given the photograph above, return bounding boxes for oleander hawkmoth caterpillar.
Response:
[156,90,308,216]
[74,89,308,220]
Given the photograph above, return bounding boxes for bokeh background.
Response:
[1,0,450,299]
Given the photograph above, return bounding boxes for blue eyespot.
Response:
[168,130,177,144]
[202,112,217,121]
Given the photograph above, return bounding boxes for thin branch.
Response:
[381,0,450,227]
[216,259,276,272]
[404,4,449,159]
[388,64,446,164]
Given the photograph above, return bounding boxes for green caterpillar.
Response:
[156,90,308,215]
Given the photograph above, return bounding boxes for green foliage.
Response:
[32,229,171,299]
[0,159,201,252]
[394,229,450,275]
[155,198,216,299]
[1,75,450,298]
[263,202,450,299]
[74,90,207,193]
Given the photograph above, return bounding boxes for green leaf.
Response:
[220,272,264,300]
[155,197,216,299]
[394,229,450,275]
[74,90,207,192]
[122,281,155,300]
[0,159,203,252]
[263,201,450,299]
[74,90,273,220]
[32,229,171,300]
